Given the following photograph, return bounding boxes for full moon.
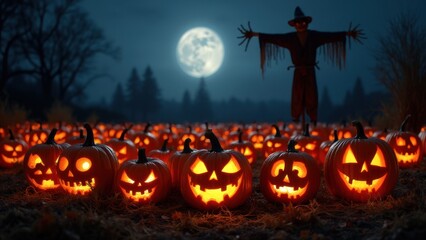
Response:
[176,27,224,78]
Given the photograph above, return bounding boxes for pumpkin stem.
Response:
[45,128,58,145]
[287,139,298,153]
[137,148,149,164]
[79,129,85,139]
[8,129,15,140]
[205,129,223,152]
[182,138,194,153]
[332,129,339,142]
[399,114,411,132]
[272,124,282,138]
[144,122,151,133]
[303,123,310,137]
[238,128,243,143]
[160,138,169,152]
[37,121,43,130]
[352,121,368,139]
[119,128,129,141]
[83,123,96,146]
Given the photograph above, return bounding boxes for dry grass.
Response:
[1,158,426,240]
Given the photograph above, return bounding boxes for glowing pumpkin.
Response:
[0,129,29,168]
[130,123,159,153]
[147,138,175,167]
[324,121,399,202]
[292,123,322,161]
[176,125,199,151]
[262,124,289,158]
[116,148,171,204]
[248,127,265,157]
[105,128,138,165]
[260,140,320,204]
[385,115,423,168]
[318,129,338,167]
[57,123,118,196]
[180,129,252,210]
[227,129,257,166]
[27,122,49,147]
[23,128,70,190]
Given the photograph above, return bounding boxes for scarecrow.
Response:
[238,6,365,126]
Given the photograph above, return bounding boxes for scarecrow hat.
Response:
[288,6,312,26]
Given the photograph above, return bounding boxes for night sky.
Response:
[80,0,426,104]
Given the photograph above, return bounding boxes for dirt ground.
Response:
[1,157,425,240]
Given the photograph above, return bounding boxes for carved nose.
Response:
[68,171,74,177]
[361,162,368,173]
[209,171,218,180]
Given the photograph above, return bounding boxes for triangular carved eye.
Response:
[119,146,127,154]
[396,137,406,146]
[144,170,157,183]
[15,145,23,151]
[4,144,13,151]
[305,143,316,151]
[222,157,241,173]
[371,147,386,167]
[343,147,357,164]
[191,158,208,174]
[243,148,253,155]
[121,171,135,184]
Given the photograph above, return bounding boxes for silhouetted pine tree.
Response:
[140,66,161,121]
[126,68,142,121]
[193,78,213,122]
[181,89,193,122]
[110,82,126,116]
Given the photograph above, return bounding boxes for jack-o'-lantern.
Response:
[23,128,70,190]
[227,129,256,166]
[53,122,71,144]
[176,126,199,151]
[318,129,338,167]
[260,140,320,204]
[180,129,252,210]
[157,123,178,151]
[0,129,29,168]
[248,127,265,156]
[66,129,86,145]
[385,115,423,168]
[324,121,399,202]
[262,124,289,158]
[197,122,212,149]
[105,128,138,165]
[147,138,174,167]
[130,123,159,153]
[372,128,390,141]
[57,123,118,196]
[27,122,49,147]
[329,121,355,141]
[116,148,171,204]
[292,123,322,161]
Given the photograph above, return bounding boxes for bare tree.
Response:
[19,0,119,104]
[374,13,426,132]
[0,0,31,96]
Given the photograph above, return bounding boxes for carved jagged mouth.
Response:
[394,150,420,164]
[338,170,386,193]
[189,176,242,204]
[270,183,308,199]
[59,178,96,195]
[1,155,21,164]
[28,178,59,190]
[119,187,157,202]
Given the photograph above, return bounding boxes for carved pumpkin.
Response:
[227,129,257,166]
[292,123,322,161]
[260,140,320,204]
[318,129,339,167]
[329,121,355,141]
[262,124,289,158]
[66,129,86,145]
[130,123,159,154]
[176,125,199,151]
[116,148,171,204]
[147,138,174,167]
[248,126,265,157]
[169,138,204,189]
[372,128,390,141]
[419,129,426,158]
[105,128,138,165]
[385,115,423,168]
[0,129,29,168]
[324,121,399,202]
[180,129,252,210]
[23,128,70,190]
[57,123,118,195]
[27,122,50,147]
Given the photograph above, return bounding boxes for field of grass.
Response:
[1,157,425,239]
